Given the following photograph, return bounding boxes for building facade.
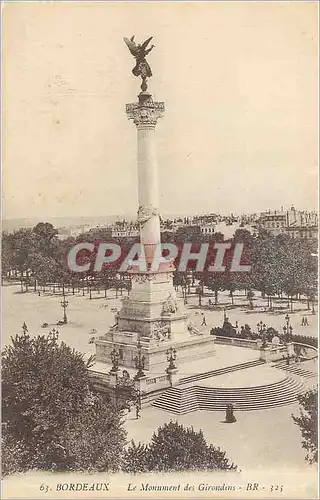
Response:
[259,207,318,239]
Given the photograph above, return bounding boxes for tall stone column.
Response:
[126,92,164,265]
[92,38,216,387]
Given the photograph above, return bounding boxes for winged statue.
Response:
[124,35,155,90]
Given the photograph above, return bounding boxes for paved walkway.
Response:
[124,402,310,471]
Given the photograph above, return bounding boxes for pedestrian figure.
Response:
[305,317,309,326]
[208,299,212,306]
[286,354,290,366]
[201,315,207,326]
[225,403,236,423]
[301,317,305,327]
[38,291,41,297]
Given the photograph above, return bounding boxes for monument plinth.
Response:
[93,37,215,393]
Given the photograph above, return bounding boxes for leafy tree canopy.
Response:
[292,387,318,464]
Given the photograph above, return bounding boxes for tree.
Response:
[122,440,149,473]
[123,421,236,473]
[204,274,226,306]
[292,388,318,464]
[30,254,60,291]
[2,327,126,475]
[60,396,126,472]
[33,223,58,255]
[10,228,39,281]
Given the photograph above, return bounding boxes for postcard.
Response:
[1,1,318,498]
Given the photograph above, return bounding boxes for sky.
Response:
[3,1,318,220]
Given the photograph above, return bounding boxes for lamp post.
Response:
[60,289,69,324]
[48,328,59,342]
[283,314,293,343]
[223,308,227,322]
[310,253,318,314]
[110,347,120,373]
[196,285,202,306]
[134,339,146,379]
[183,281,188,305]
[166,347,177,371]
[257,321,267,347]
[133,338,146,418]
[134,388,142,419]
[310,292,316,315]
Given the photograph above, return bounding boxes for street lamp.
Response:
[196,285,202,306]
[285,314,290,329]
[183,281,188,305]
[223,308,227,322]
[60,289,69,324]
[257,321,267,347]
[48,328,59,342]
[283,314,293,343]
[166,347,177,371]
[310,292,316,315]
[134,339,146,379]
[110,347,120,373]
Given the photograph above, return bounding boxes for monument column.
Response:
[93,36,215,381]
[126,93,165,264]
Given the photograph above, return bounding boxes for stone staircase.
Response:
[179,359,264,385]
[152,376,306,414]
[273,360,318,380]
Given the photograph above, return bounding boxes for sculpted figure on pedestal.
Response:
[162,293,179,316]
[124,35,154,91]
[137,205,160,224]
[153,321,171,341]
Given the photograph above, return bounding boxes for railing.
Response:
[292,342,318,360]
[88,370,111,384]
[146,374,169,385]
[214,336,261,350]
[145,374,170,392]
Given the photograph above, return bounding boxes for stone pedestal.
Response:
[286,342,295,357]
[259,346,272,362]
[134,375,148,394]
[109,370,119,387]
[167,367,179,387]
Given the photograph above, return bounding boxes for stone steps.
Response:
[152,376,306,414]
[179,358,264,385]
[273,360,317,379]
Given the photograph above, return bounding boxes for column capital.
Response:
[126,92,164,128]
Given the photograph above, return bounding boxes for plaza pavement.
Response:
[2,284,317,356]
[124,401,311,471]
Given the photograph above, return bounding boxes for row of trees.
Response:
[2,223,318,309]
[2,327,236,475]
[2,223,132,295]
[172,229,317,310]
